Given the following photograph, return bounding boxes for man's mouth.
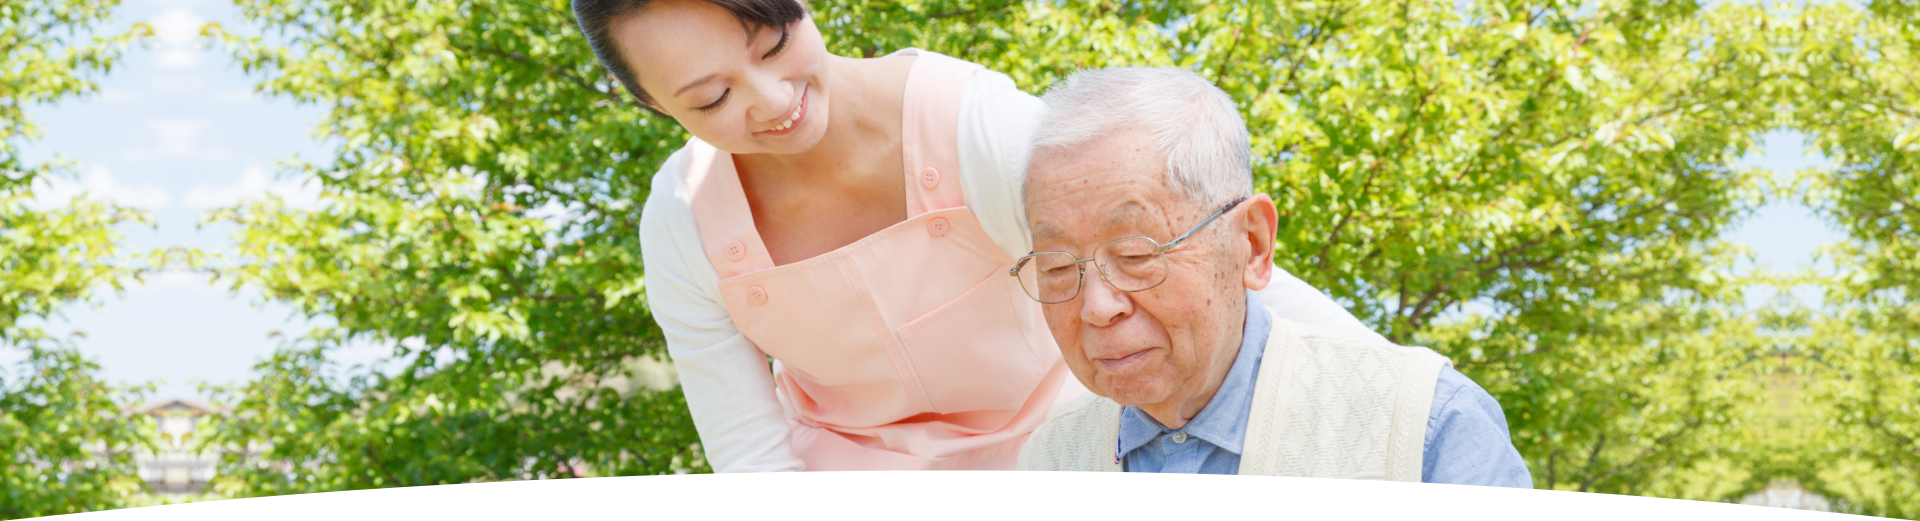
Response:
[1096,348,1155,372]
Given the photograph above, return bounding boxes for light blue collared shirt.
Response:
[1117,291,1533,487]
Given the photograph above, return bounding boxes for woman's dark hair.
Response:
[572,0,808,111]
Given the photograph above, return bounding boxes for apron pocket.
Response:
[895,273,1048,414]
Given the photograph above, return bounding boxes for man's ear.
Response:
[1241,193,1279,291]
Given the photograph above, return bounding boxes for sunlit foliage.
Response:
[1,0,155,517]
[1787,1,1920,517]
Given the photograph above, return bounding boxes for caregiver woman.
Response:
[574,0,1387,472]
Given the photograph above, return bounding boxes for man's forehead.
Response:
[1024,127,1157,187]
[1025,128,1178,243]
[1031,200,1156,243]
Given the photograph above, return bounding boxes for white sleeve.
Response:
[955,67,1045,261]
[953,65,1390,346]
[1256,267,1390,344]
[641,152,805,473]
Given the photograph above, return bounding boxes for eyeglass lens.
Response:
[1015,237,1170,303]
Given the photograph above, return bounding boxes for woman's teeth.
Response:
[773,102,801,131]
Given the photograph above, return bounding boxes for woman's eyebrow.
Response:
[671,27,773,98]
[674,73,720,97]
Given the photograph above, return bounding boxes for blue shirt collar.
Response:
[1118,290,1271,457]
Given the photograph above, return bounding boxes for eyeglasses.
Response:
[1010,196,1248,304]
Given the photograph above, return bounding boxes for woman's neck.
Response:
[728,53,913,265]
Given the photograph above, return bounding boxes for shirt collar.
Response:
[1118,290,1272,456]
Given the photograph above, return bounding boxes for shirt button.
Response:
[927,217,950,237]
[747,285,768,305]
[724,241,746,261]
[920,167,940,189]
[1170,433,1188,444]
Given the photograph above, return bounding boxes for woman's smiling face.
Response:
[612,0,831,155]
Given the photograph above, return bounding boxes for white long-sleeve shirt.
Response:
[639,55,1389,473]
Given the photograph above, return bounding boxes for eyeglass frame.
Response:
[1009,196,1250,304]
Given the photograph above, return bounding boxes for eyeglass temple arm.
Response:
[1161,196,1249,252]
[1009,195,1248,276]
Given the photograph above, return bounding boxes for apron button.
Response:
[927,217,950,237]
[724,241,746,261]
[920,167,940,189]
[747,285,768,305]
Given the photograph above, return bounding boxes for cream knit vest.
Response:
[1016,314,1450,480]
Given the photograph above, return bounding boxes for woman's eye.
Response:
[696,89,729,112]
[762,26,791,59]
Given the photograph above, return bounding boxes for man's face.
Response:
[1023,127,1251,414]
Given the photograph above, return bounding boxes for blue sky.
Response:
[15,0,1846,401]
[16,0,368,400]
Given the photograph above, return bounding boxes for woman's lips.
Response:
[758,88,808,136]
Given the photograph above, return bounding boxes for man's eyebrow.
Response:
[673,73,720,97]
[1100,202,1149,231]
[1031,222,1062,243]
[1030,201,1150,250]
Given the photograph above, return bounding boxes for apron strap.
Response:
[685,141,776,279]
[901,52,980,217]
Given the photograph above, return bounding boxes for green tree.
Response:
[825,0,1781,496]
[1,0,155,517]
[204,0,1787,502]
[1785,0,1920,516]
[197,0,704,495]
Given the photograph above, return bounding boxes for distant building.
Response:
[131,399,222,496]
[1740,482,1832,511]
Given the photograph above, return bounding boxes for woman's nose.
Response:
[743,74,794,124]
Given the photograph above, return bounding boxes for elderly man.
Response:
[1013,68,1531,487]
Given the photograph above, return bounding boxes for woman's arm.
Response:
[1255,268,1390,344]
[641,152,805,473]
[956,67,1045,260]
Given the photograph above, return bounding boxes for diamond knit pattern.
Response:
[1017,394,1123,472]
[1020,315,1447,479]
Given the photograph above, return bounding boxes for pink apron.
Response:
[682,52,1074,470]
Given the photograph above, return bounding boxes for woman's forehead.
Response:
[616,1,763,88]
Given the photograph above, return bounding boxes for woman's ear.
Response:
[1242,193,1279,291]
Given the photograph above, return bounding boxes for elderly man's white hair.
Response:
[1026,67,1253,207]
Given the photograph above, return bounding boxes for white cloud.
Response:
[93,86,145,104]
[183,165,322,209]
[149,8,206,70]
[217,88,263,104]
[151,118,209,156]
[124,117,234,160]
[30,166,173,210]
[156,50,199,70]
[140,270,217,289]
[146,74,212,96]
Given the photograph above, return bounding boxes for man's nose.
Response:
[1079,267,1133,327]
